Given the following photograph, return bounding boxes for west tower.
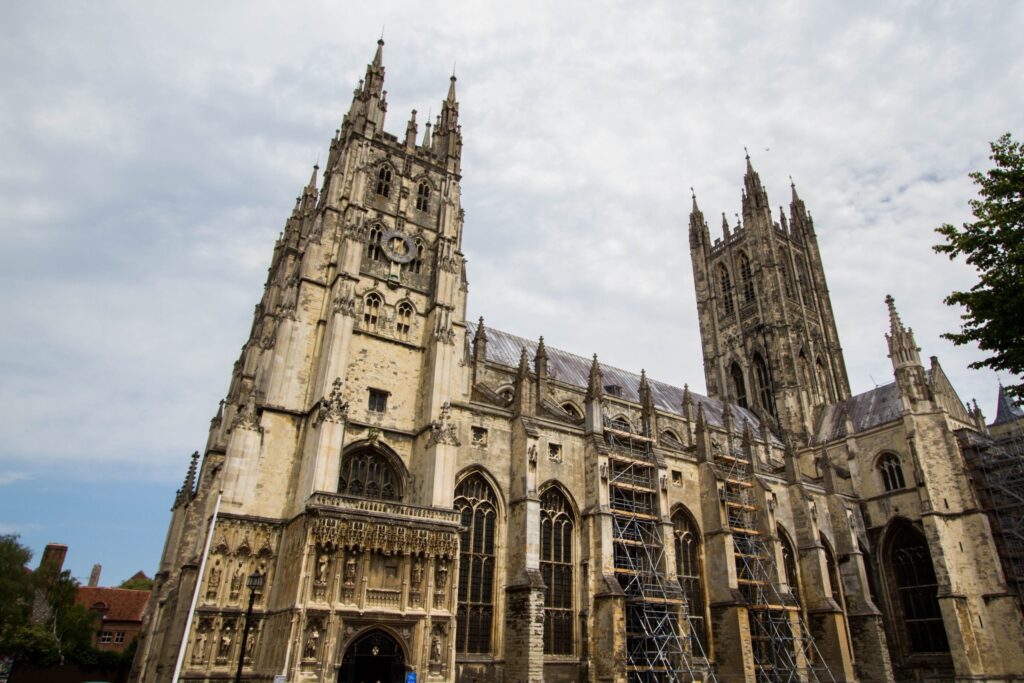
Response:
[688,156,850,437]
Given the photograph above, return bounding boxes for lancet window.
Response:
[363,293,382,328]
[396,302,413,340]
[415,181,430,211]
[778,526,802,607]
[739,252,755,304]
[888,523,949,654]
[367,225,384,262]
[752,353,775,417]
[673,510,708,656]
[455,474,498,654]
[718,264,735,316]
[878,453,906,492]
[730,362,748,409]
[540,487,574,655]
[337,448,400,501]
[375,165,392,198]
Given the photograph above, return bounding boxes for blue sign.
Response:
[406,673,417,683]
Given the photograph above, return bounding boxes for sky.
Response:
[0,1,1022,585]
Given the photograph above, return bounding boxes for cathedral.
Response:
[131,41,1024,683]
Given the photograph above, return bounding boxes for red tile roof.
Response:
[76,587,150,622]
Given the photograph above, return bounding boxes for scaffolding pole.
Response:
[606,420,717,683]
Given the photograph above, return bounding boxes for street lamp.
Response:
[234,570,264,683]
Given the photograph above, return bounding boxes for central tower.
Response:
[688,156,850,437]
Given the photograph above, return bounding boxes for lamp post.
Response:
[234,570,264,683]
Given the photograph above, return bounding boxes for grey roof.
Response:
[813,380,903,443]
[466,321,767,435]
[994,384,1024,426]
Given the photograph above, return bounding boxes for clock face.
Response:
[381,229,418,264]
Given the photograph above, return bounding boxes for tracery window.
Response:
[889,524,949,654]
[752,353,775,417]
[455,474,498,654]
[396,302,413,340]
[540,487,574,655]
[718,264,735,316]
[778,250,793,297]
[660,430,684,449]
[878,453,906,492]
[375,165,392,198]
[730,362,748,409]
[338,448,400,501]
[610,415,631,432]
[739,252,755,304]
[778,526,802,607]
[401,238,425,275]
[815,358,832,402]
[415,181,430,211]
[367,225,384,262]
[363,293,382,328]
[673,510,708,656]
[561,403,582,420]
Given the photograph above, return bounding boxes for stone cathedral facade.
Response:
[132,42,1024,683]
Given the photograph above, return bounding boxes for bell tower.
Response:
[689,155,850,437]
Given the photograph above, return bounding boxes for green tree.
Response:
[118,573,154,591]
[935,133,1024,400]
[0,535,33,640]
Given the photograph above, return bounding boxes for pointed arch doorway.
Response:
[337,629,407,683]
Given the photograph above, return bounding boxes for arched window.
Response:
[878,453,906,492]
[455,474,498,654]
[821,535,845,611]
[798,351,813,398]
[660,430,683,449]
[730,362,748,409]
[610,415,631,432]
[561,403,582,420]
[375,165,392,198]
[673,510,708,656]
[752,353,775,417]
[363,293,382,328]
[367,225,384,262]
[778,250,793,298]
[718,264,734,316]
[404,238,424,275]
[540,487,574,655]
[338,448,401,501]
[778,525,802,607]
[396,302,413,340]
[739,252,755,304]
[415,181,430,211]
[815,358,832,402]
[888,523,950,654]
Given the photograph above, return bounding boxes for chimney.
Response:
[88,564,102,587]
[40,543,68,572]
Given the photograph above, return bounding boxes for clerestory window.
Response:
[878,453,906,492]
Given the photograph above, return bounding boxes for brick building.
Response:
[131,41,1024,683]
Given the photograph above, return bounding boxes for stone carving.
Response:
[317,377,349,425]
[206,561,222,599]
[343,551,358,586]
[431,634,443,662]
[660,473,668,491]
[411,557,424,587]
[232,394,262,433]
[427,402,460,447]
[600,462,608,481]
[332,285,357,318]
[303,620,321,660]
[528,445,538,465]
[434,558,449,595]
[216,623,233,662]
[229,563,244,599]
[191,623,209,664]
[312,518,459,562]
[316,551,330,584]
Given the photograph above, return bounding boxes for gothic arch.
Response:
[815,356,833,402]
[729,360,749,409]
[660,429,684,449]
[338,440,409,501]
[538,484,577,655]
[879,519,950,655]
[671,505,709,657]
[538,481,580,520]
[751,351,775,418]
[454,465,506,517]
[372,160,397,198]
[717,262,735,316]
[777,524,803,607]
[874,451,907,492]
[337,623,411,665]
[560,401,583,420]
[737,250,756,304]
[454,470,502,655]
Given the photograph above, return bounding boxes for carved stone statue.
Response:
[304,624,320,660]
[430,635,443,662]
[218,626,233,659]
[411,557,423,587]
[344,553,358,586]
[435,559,449,590]
[192,631,207,664]
[230,563,244,597]
[206,562,222,599]
[316,552,329,583]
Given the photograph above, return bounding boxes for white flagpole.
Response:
[171,490,223,682]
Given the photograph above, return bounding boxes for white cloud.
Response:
[0,0,1021,480]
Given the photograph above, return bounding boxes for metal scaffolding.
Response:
[606,419,717,683]
[961,428,1024,609]
[710,438,836,683]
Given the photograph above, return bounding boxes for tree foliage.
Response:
[0,535,33,640]
[935,133,1024,400]
[118,574,154,591]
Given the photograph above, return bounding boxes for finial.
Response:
[379,25,385,41]
[744,146,750,160]
[452,61,457,78]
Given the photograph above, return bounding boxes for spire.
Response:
[885,295,928,404]
[741,149,769,215]
[721,212,731,240]
[995,383,1024,425]
[535,336,548,376]
[434,75,462,169]
[422,113,432,147]
[688,188,709,248]
[517,346,530,378]
[447,73,457,103]
[639,369,656,436]
[372,38,384,67]
[586,354,604,402]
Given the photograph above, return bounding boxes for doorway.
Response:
[337,629,407,683]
